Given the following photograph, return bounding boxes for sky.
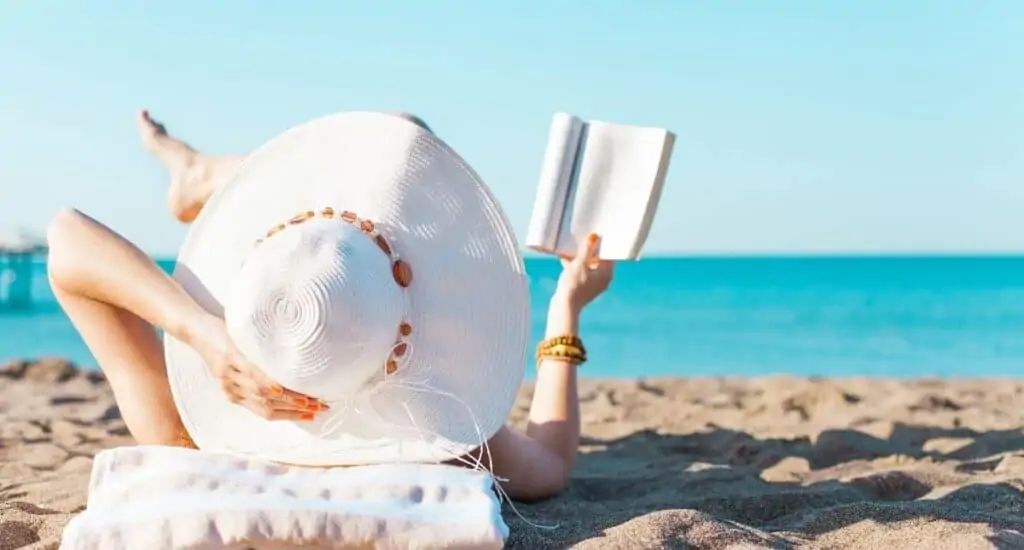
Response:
[1,1,1022,257]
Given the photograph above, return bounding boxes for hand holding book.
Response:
[553,233,615,311]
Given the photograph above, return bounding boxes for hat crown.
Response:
[224,218,405,401]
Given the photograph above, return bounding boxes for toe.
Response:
[137,109,166,137]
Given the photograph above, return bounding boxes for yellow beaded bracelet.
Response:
[539,335,585,349]
[536,335,587,366]
[539,344,586,360]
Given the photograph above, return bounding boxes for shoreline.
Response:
[3,359,1024,549]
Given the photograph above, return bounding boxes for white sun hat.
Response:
[164,111,530,466]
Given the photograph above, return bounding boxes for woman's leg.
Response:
[48,210,196,447]
[137,110,244,224]
[137,110,433,223]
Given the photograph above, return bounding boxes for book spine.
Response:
[554,121,590,257]
[525,113,583,254]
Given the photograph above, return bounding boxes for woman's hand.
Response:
[184,312,328,421]
[554,233,615,311]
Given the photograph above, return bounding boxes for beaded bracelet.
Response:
[540,335,585,349]
[536,335,586,358]
[536,346,587,366]
[536,334,587,366]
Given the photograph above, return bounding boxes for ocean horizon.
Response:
[2,255,1023,379]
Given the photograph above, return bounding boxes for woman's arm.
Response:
[486,234,613,502]
[483,297,581,501]
[47,209,322,418]
[47,208,209,342]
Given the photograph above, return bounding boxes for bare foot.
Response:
[137,110,424,223]
[137,109,219,223]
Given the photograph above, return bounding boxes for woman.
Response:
[46,110,614,502]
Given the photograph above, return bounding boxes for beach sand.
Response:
[2,360,1024,549]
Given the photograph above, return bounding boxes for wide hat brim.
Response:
[165,112,530,466]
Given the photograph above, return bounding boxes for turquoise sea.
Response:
[2,256,1023,379]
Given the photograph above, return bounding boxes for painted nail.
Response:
[301,412,315,421]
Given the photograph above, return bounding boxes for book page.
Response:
[556,122,675,260]
[525,114,584,254]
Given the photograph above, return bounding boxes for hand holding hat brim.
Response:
[187,313,329,421]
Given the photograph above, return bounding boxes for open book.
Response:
[525,113,676,261]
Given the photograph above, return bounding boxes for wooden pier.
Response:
[0,231,47,310]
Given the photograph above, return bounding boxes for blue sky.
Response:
[1,1,1021,256]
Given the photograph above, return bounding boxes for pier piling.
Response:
[0,232,47,311]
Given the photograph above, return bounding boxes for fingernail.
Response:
[301,412,315,421]
[588,233,599,244]
[271,385,284,396]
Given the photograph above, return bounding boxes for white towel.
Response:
[60,446,508,549]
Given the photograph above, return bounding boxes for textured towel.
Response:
[60,446,508,549]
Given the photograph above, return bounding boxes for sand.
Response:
[2,360,1024,549]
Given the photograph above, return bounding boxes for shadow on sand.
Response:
[504,423,1024,549]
